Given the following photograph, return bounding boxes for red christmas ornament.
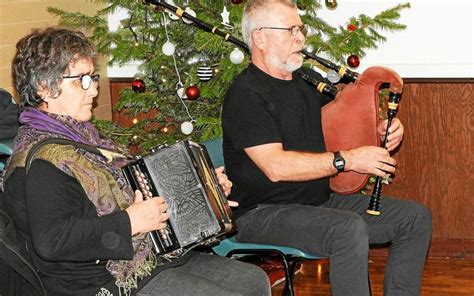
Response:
[185,85,200,100]
[347,24,358,32]
[131,78,146,93]
[231,0,243,4]
[347,54,360,68]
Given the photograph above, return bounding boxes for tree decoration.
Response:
[325,0,338,10]
[162,40,176,56]
[220,6,231,27]
[347,24,358,32]
[182,7,196,24]
[229,47,245,64]
[48,1,410,153]
[185,85,200,101]
[180,121,194,135]
[197,65,213,81]
[327,70,342,83]
[347,54,361,68]
[131,78,146,93]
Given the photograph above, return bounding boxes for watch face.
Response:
[333,152,345,172]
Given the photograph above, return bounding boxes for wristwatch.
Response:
[332,151,345,173]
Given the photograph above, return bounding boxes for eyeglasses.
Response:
[258,25,307,37]
[62,73,100,90]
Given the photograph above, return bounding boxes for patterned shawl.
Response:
[5,108,157,293]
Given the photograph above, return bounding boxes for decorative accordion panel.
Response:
[143,143,220,247]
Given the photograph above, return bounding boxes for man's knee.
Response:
[330,213,369,255]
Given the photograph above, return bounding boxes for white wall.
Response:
[107,0,474,78]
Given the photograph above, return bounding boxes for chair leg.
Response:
[225,249,295,296]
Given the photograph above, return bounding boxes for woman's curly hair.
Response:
[12,27,96,108]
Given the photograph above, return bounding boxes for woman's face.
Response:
[40,57,98,122]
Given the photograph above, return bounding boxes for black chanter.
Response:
[366,92,402,215]
[122,140,235,257]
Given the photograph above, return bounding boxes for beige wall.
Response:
[0,0,111,120]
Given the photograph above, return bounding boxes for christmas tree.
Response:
[48,0,410,153]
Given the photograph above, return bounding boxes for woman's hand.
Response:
[126,190,169,236]
[215,166,233,197]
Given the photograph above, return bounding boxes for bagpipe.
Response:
[144,0,404,215]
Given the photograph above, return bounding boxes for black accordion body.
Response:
[122,140,235,257]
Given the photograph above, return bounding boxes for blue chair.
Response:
[201,138,325,296]
[0,138,13,171]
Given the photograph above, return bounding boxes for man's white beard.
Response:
[269,52,303,73]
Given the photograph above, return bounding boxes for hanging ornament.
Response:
[347,54,360,68]
[177,87,187,99]
[347,24,358,32]
[326,70,342,84]
[197,65,213,81]
[220,6,231,26]
[325,0,338,10]
[231,0,243,4]
[131,78,146,93]
[230,47,245,64]
[162,40,175,56]
[305,44,314,53]
[181,121,194,135]
[182,7,196,24]
[185,85,200,100]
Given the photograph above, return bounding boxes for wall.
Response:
[0,0,111,120]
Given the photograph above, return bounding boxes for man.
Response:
[222,1,432,295]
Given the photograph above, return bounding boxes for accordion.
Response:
[122,140,235,257]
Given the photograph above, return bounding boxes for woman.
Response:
[2,27,270,296]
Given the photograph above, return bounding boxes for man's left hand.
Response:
[377,118,404,151]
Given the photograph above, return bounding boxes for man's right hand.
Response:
[342,146,396,178]
[125,190,169,236]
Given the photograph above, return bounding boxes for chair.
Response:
[201,138,325,296]
[0,138,13,171]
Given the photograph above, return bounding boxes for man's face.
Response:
[260,4,306,73]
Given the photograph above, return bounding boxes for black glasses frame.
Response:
[258,25,307,36]
[62,73,100,90]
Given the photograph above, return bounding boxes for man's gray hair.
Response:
[241,0,297,51]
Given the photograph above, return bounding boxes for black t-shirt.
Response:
[222,64,333,217]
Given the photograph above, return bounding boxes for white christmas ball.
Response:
[182,7,196,24]
[162,40,175,56]
[305,44,314,53]
[197,65,213,81]
[327,70,342,83]
[230,48,245,64]
[181,121,194,135]
[177,87,187,99]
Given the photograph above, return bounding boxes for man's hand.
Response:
[343,146,396,178]
[377,118,404,151]
[126,190,169,236]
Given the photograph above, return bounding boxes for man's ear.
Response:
[252,30,265,50]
